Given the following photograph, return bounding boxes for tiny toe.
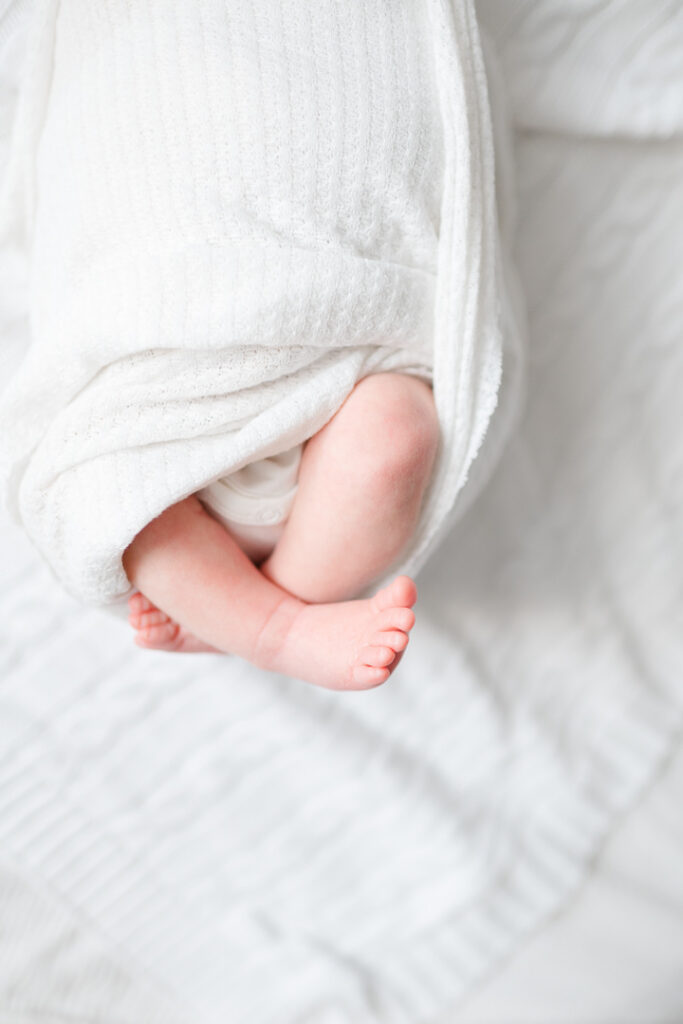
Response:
[376,607,415,634]
[135,622,180,649]
[129,609,169,630]
[373,630,409,653]
[390,575,418,608]
[372,575,417,613]
[141,609,171,628]
[352,665,390,689]
[359,644,396,668]
[129,592,153,613]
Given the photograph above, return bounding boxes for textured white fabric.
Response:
[456,736,683,1023]
[2,3,682,1024]
[0,0,525,607]
[200,441,302,564]
[478,0,683,139]
[202,443,303,529]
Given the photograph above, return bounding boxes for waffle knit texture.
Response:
[0,0,525,606]
[7,6,683,1024]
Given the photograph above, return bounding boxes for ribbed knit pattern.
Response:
[2,4,683,1024]
[0,0,524,606]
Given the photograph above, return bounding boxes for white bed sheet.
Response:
[452,6,683,1009]
[455,737,683,1023]
[430,118,683,1023]
[1,2,683,1022]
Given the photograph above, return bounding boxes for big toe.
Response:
[372,575,417,613]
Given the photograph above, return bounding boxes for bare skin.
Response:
[124,372,439,690]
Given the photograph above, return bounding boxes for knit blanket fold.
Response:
[0,0,525,606]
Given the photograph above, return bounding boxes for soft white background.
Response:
[1,2,682,1021]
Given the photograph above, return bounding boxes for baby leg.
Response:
[261,372,439,603]
[123,494,417,690]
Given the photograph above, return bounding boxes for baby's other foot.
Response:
[128,592,220,653]
[261,575,418,690]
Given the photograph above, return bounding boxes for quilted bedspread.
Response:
[1,2,682,1022]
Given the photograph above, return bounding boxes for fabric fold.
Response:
[0,0,526,606]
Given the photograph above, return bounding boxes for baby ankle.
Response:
[249,593,304,674]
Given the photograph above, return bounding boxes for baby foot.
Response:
[258,575,418,690]
[128,592,220,653]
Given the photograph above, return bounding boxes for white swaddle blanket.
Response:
[0,0,525,606]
